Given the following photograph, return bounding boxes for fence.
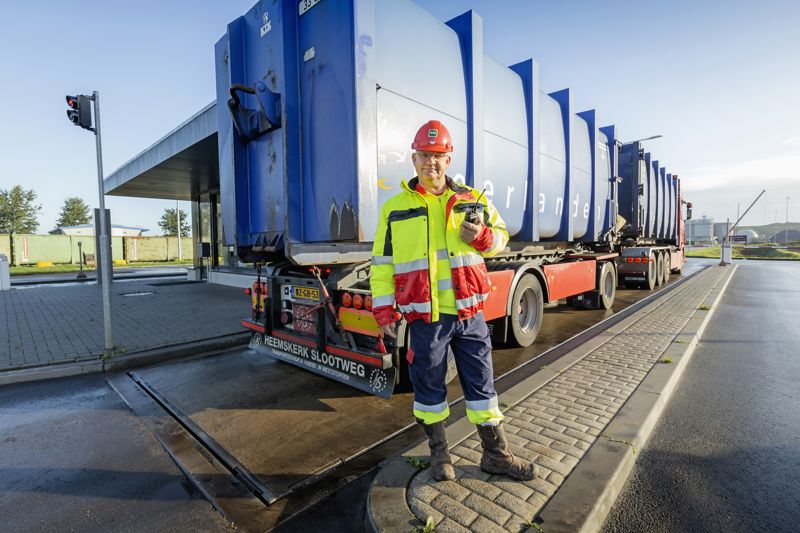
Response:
[0,234,194,266]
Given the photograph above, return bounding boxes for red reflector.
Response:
[281,312,291,324]
[353,294,364,310]
[341,292,352,307]
[642,257,649,263]
[245,288,252,295]
[325,268,332,274]
[634,257,641,263]
[364,295,373,310]
[626,257,634,263]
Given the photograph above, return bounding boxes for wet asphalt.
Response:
[0,374,230,532]
[602,260,800,533]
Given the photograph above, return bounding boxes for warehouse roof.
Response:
[105,102,219,200]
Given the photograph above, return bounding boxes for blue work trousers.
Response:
[408,313,503,425]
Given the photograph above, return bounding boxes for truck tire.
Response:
[655,253,665,287]
[597,262,616,310]
[507,274,544,347]
[661,252,671,283]
[642,254,657,290]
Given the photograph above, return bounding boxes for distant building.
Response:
[768,229,800,243]
[733,229,759,243]
[49,224,149,237]
[687,216,714,245]
[713,222,731,242]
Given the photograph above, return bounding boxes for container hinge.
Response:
[228,82,281,141]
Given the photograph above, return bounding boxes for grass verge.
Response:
[686,246,800,260]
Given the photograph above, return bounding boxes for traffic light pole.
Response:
[92,91,114,355]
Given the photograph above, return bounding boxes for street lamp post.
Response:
[621,134,663,144]
[93,92,114,355]
[786,197,791,244]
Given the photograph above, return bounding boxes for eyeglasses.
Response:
[414,152,450,161]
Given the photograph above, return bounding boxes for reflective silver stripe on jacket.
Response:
[413,400,449,413]
[371,255,393,266]
[487,229,506,254]
[437,278,453,291]
[449,252,484,269]
[394,258,429,274]
[465,396,499,412]
[455,292,489,310]
[436,248,449,260]
[371,294,395,308]
[398,301,432,314]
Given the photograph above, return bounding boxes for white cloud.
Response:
[782,136,800,147]
[682,154,800,192]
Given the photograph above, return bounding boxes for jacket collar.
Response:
[404,176,470,195]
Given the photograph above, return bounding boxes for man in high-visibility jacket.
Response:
[370,120,536,482]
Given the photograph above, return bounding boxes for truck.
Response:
[217,0,689,398]
[613,143,691,290]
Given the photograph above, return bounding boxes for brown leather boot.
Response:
[476,423,537,481]
[418,419,456,481]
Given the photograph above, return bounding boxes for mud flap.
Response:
[248,333,396,400]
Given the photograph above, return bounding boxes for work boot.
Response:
[417,419,456,481]
[476,423,537,481]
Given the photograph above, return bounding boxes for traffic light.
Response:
[66,94,93,131]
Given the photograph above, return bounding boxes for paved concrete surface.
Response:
[369,264,736,532]
[0,278,248,374]
[0,374,231,532]
[602,260,800,533]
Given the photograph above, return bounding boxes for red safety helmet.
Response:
[411,120,453,153]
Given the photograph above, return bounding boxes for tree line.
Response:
[0,185,190,236]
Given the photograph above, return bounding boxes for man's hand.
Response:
[460,220,482,243]
[380,323,397,339]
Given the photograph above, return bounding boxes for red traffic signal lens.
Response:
[66,95,79,109]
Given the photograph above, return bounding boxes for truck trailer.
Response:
[218,0,689,398]
[614,142,691,291]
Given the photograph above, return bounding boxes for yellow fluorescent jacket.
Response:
[370,176,509,326]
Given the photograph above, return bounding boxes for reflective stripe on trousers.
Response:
[407,313,503,426]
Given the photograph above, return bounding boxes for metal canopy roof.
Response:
[105,102,219,200]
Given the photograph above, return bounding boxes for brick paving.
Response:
[0,280,248,372]
[406,266,729,532]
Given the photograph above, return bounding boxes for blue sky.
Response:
[1,0,798,234]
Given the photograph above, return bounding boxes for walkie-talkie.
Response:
[466,188,486,224]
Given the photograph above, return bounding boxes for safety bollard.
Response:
[0,254,10,290]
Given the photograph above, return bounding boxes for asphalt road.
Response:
[0,375,230,532]
[602,260,800,533]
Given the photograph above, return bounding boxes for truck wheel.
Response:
[597,262,616,310]
[507,274,543,347]
[642,254,657,290]
[655,253,665,287]
[661,253,671,283]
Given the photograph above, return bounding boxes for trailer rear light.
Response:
[353,294,364,309]
[245,288,252,295]
[341,292,352,307]
[642,257,649,263]
[626,257,633,263]
[281,312,292,324]
[634,257,642,263]
[364,295,373,310]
